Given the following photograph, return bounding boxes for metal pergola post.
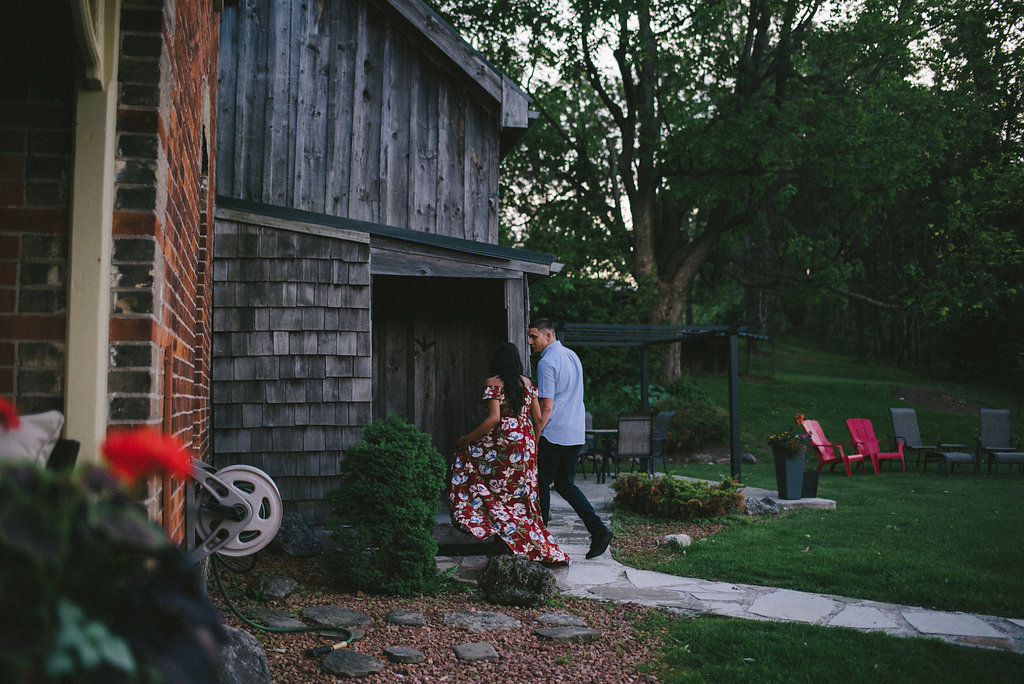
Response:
[641,345,650,412]
[729,333,741,480]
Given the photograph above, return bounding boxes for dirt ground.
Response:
[888,386,985,415]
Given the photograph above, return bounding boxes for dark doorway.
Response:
[372,276,507,453]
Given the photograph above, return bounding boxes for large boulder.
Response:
[477,556,556,607]
[217,626,272,684]
[271,512,323,557]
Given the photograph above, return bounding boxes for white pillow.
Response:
[0,410,65,466]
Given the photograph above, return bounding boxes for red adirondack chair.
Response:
[801,419,867,477]
[846,418,905,473]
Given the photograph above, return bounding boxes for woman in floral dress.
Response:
[449,342,569,564]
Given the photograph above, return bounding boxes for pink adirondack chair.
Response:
[801,419,867,477]
[846,418,905,473]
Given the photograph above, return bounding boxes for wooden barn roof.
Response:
[383,0,534,150]
[216,196,558,277]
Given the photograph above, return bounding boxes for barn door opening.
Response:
[371,276,506,452]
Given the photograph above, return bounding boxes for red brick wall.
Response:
[0,2,219,544]
[0,3,75,415]
[111,0,219,543]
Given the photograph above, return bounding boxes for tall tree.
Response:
[434,0,1023,379]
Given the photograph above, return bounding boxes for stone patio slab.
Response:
[748,589,836,622]
[902,610,1004,638]
[829,605,899,630]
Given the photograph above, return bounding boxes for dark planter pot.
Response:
[800,470,819,498]
[772,445,805,500]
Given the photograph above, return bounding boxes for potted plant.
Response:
[768,415,810,500]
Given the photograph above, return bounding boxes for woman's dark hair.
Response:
[490,342,527,411]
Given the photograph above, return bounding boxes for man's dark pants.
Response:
[538,437,604,536]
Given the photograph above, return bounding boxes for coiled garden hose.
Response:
[210,553,353,656]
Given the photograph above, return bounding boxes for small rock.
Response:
[303,605,374,628]
[250,574,297,599]
[443,610,522,632]
[386,609,427,626]
[453,642,499,662]
[535,611,587,627]
[477,555,556,607]
[383,646,426,664]
[743,453,758,464]
[534,627,604,643]
[247,608,306,629]
[217,625,272,684]
[321,650,384,677]
[745,497,781,515]
[662,533,692,548]
[271,512,323,557]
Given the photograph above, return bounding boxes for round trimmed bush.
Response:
[326,415,445,596]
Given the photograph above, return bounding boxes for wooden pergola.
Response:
[555,322,761,479]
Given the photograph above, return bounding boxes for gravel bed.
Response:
[210,543,673,682]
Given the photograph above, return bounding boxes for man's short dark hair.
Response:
[529,318,555,333]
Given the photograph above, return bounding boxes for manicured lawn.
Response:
[638,614,1024,683]
[618,342,1024,679]
[616,463,1024,616]
[628,340,1024,615]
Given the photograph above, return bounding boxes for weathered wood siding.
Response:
[217,0,499,243]
[212,211,372,523]
[371,276,508,452]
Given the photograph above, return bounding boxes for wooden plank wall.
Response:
[371,276,508,455]
[217,0,500,243]
[211,214,372,524]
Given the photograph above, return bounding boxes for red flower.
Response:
[0,397,20,431]
[101,428,193,484]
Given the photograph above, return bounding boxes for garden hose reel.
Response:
[190,459,283,562]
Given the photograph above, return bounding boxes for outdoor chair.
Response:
[577,412,605,480]
[889,407,975,475]
[801,419,866,477]
[976,409,1024,477]
[609,412,654,478]
[846,418,905,473]
[650,411,676,475]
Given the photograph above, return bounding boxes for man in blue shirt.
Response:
[529,318,613,559]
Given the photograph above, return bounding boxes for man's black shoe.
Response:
[586,526,613,559]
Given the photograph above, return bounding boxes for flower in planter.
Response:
[0,400,223,683]
[768,414,810,456]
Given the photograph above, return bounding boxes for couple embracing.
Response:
[448,319,613,564]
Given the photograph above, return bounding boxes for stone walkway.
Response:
[436,479,1024,654]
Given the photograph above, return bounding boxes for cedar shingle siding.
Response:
[212,217,371,522]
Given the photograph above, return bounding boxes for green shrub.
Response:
[613,474,745,521]
[326,415,446,596]
[657,396,729,453]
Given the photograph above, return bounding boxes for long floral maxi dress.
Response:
[449,382,569,564]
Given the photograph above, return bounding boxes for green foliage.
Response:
[437,0,1024,387]
[0,462,222,683]
[612,474,745,522]
[657,397,730,454]
[46,599,136,678]
[326,416,446,596]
